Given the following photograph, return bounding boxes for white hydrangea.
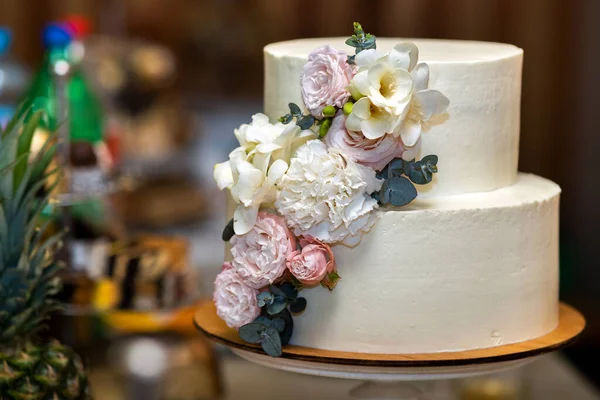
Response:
[275,140,382,247]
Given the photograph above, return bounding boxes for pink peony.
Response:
[231,212,296,289]
[325,111,405,171]
[301,46,355,118]
[213,262,260,329]
[286,236,336,286]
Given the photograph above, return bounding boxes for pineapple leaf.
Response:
[14,111,44,191]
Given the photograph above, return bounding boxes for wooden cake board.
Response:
[194,301,584,383]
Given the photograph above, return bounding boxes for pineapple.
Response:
[0,106,91,399]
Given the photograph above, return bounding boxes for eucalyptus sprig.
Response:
[278,102,316,130]
[238,282,307,357]
[346,22,377,64]
[373,155,439,207]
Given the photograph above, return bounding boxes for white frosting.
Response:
[290,174,560,353]
[264,38,523,197]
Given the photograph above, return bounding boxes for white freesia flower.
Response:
[346,43,449,147]
[214,113,316,235]
[275,140,382,247]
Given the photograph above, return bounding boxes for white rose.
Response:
[275,140,382,247]
[214,114,316,234]
[213,262,260,329]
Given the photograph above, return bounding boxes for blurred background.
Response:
[0,0,598,399]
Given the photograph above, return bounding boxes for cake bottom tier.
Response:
[291,174,561,354]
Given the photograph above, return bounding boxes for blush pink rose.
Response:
[231,212,296,289]
[325,112,405,171]
[286,236,336,286]
[301,46,355,118]
[213,262,260,329]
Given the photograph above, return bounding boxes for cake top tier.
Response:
[265,38,522,64]
[264,37,524,198]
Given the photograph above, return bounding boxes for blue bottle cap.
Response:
[0,27,11,55]
[42,23,72,49]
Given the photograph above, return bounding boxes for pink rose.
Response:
[301,46,355,118]
[286,236,336,286]
[325,112,405,171]
[231,212,296,289]
[213,262,260,329]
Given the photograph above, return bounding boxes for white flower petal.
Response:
[361,114,393,139]
[345,112,363,132]
[352,97,372,119]
[267,159,288,186]
[415,89,450,121]
[389,43,419,71]
[214,161,233,190]
[411,63,430,91]
[256,142,282,154]
[235,164,265,204]
[367,63,387,90]
[352,70,371,96]
[233,205,259,235]
[398,121,423,147]
[355,48,382,68]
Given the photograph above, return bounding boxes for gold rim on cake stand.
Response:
[194,301,584,381]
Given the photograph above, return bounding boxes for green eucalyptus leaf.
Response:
[380,176,418,207]
[387,158,405,178]
[421,154,438,167]
[267,296,287,315]
[289,103,302,117]
[222,219,235,241]
[274,308,294,345]
[238,323,267,344]
[347,55,356,65]
[279,282,298,299]
[272,317,285,333]
[260,326,283,357]
[345,38,360,48]
[279,114,293,124]
[257,291,274,308]
[289,297,307,314]
[270,285,288,299]
[297,115,315,130]
[253,315,273,327]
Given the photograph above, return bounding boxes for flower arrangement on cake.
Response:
[212,23,449,357]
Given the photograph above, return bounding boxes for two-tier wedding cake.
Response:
[212,23,560,357]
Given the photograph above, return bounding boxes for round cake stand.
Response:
[194,302,585,399]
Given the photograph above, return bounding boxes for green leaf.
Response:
[260,326,282,357]
[289,297,307,314]
[387,158,405,178]
[14,111,44,191]
[279,282,298,299]
[222,219,235,241]
[297,115,315,130]
[270,285,288,299]
[321,271,341,291]
[288,103,302,117]
[278,114,293,124]
[253,315,273,327]
[345,38,360,48]
[267,296,287,315]
[238,323,267,344]
[407,155,439,185]
[257,291,274,308]
[272,318,285,333]
[276,309,294,345]
[380,176,418,207]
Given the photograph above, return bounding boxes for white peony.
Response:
[346,43,449,147]
[213,262,260,329]
[275,140,382,247]
[214,114,316,235]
